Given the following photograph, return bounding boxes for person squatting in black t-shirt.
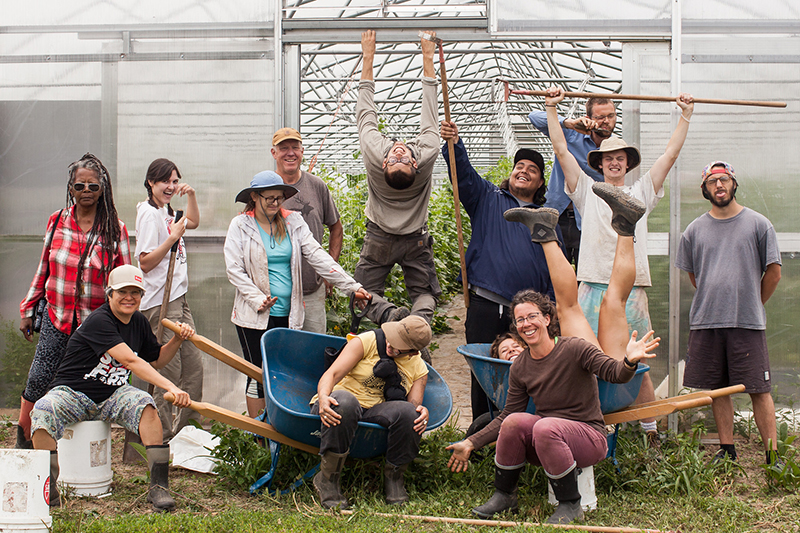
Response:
[29,265,195,512]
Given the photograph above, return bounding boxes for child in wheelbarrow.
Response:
[310,315,432,509]
[446,185,659,525]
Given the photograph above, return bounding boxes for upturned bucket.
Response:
[0,448,52,532]
[57,421,113,496]
[547,465,597,511]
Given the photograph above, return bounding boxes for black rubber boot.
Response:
[313,451,349,509]
[16,425,33,450]
[503,207,560,243]
[146,444,175,512]
[49,451,61,508]
[472,466,522,519]
[547,467,584,524]
[384,462,410,505]
[591,182,645,237]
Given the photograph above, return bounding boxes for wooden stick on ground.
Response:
[339,510,675,533]
[162,318,263,383]
[163,392,318,454]
[503,82,787,108]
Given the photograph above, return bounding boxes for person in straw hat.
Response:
[224,171,370,420]
[543,86,694,447]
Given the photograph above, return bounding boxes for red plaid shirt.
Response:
[20,207,131,335]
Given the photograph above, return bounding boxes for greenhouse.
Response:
[1,0,798,433]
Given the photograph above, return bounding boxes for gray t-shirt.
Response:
[282,170,340,294]
[676,207,781,330]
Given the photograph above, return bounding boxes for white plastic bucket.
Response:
[57,421,113,496]
[547,465,597,511]
[0,449,52,532]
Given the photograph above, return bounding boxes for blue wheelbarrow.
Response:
[457,343,648,462]
[159,319,452,494]
[254,328,452,492]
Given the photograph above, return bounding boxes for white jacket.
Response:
[224,209,362,330]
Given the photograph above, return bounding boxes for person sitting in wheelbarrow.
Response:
[446,185,659,525]
[311,315,432,509]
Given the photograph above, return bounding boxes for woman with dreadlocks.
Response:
[17,153,131,449]
[135,158,203,443]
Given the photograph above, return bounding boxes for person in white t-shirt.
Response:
[543,86,694,445]
[135,158,203,443]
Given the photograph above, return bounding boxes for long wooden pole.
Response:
[163,392,318,454]
[505,85,786,108]
[339,510,674,533]
[162,318,263,383]
[155,210,184,342]
[436,38,470,308]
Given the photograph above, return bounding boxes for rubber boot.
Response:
[313,451,349,509]
[48,451,61,508]
[472,466,522,519]
[16,397,35,449]
[503,207,560,244]
[146,444,175,512]
[384,462,409,505]
[547,467,584,524]
[591,182,645,237]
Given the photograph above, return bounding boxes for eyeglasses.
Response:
[259,194,285,205]
[590,113,616,122]
[72,183,101,192]
[387,157,412,165]
[514,312,542,327]
[116,288,143,298]
[704,175,732,187]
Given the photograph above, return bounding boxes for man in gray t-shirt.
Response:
[272,127,343,334]
[676,161,782,466]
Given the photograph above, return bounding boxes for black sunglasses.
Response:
[72,183,101,192]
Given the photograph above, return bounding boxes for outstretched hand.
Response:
[445,439,474,472]
[626,330,660,364]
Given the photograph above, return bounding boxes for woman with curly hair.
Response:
[18,153,130,448]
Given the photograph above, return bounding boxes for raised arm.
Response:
[648,93,694,192]
[544,87,584,193]
[420,30,435,78]
[361,30,375,81]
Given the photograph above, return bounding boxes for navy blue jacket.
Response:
[443,139,561,302]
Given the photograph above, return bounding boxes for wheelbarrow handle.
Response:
[348,293,372,334]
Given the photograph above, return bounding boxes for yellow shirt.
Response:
[312,331,428,409]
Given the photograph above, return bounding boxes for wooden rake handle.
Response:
[163,392,318,454]
[162,318,263,383]
[506,86,786,108]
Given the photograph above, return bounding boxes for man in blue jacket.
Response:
[440,120,562,422]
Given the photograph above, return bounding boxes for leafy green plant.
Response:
[762,421,800,490]
[0,317,37,406]
[209,421,273,492]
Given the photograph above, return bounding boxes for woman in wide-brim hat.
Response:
[224,170,371,418]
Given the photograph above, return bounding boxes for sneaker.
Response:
[386,306,411,324]
[591,182,645,237]
[710,448,737,466]
[503,207,560,243]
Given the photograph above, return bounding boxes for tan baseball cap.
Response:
[107,265,145,291]
[381,315,432,352]
[272,127,302,146]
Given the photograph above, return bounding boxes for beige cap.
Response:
[381,315,432,352]
[272,127,302,146]
[107,265,145,291]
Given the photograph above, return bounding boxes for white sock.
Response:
[640,421,657,433]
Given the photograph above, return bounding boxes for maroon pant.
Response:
[495,413,607,477]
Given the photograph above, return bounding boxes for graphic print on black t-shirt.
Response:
[84,351,136,387]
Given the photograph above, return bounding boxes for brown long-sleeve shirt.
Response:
[469,336,636,449]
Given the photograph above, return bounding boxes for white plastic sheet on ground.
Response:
[169,426,220,474]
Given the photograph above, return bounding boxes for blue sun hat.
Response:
[235,170,298,203]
